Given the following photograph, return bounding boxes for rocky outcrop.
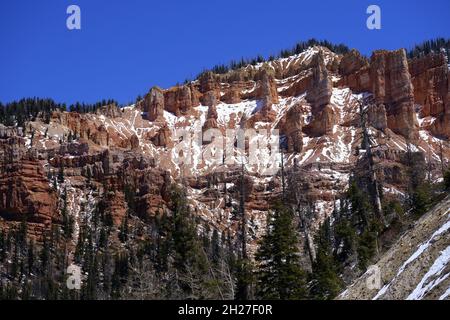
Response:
[222,81,243,104]
[305,51,335,136]
[409,53,448,117]
[338,49,371,92]
[370,49,418,139]
[202,105,219,131]
[96,103,122,118]
[367,103,388,131]
[408,53,450,138]
[151,124,172,148]
[339,49,369,76]
[164,84,199,115]
[198,71,221,107]
[144,86,165,121]
[0,155,59,227]
[255,68,279,110]
[201,90,218,108]
[304,105,336,137]
[306,51,333,108]
[283,104,303,152]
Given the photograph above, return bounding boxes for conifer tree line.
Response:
[0,98,120,128]
[1,159,450,299]
[407,38,450,61]
[195,38,350,79]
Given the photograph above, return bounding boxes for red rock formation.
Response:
[367,103,388,131]
[304,105,336,137]
[201,90,218,108]
[222,81,243,104]
[370,49,418,139]
[338,49,371,92]
[339,49,369,76]
[409,53,448,117]
[151,124,172,148]
[144,86,165,121]
[96,103,122,118]
[0,154,59,227]
[202,104,219,132]
[305,51,335,136]
[164,84,199,115]
[408,53,450,138]
[283,104,303,153]
[255,68,279,109]
[306,51,333,109]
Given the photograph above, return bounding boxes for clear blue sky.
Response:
[1,0,449,105]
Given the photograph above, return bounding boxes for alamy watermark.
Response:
[66,264,81,290]
[366,265,382,290]
[66,5,81,30]
[366,5,381,30]
[172,128,281,176]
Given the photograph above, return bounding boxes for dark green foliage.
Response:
[0,98,121,128]
[124,184,137,216]
[68,99,118,114]
[334,180,381,271]
[57,163,65,184]
[444,169,450,191]
[407,38,450,61]
[255,202,307,300]
[310,218,343,300]
[0,98,65,127]
[196,39,349,79]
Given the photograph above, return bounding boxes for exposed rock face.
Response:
[198,71,219,93]
[370,49,418,139]
[255,69,279,109]
[0,136,59,228]
[164,84,199,115]
[409,53,448,117]
[96,104,122,118]
[408,53,450,138]
[144,86,165,121]
[367,103,388,131]
[339,49,369,76]
[278,70,314,97]
[151,124,172,148]
[283,104,303,152]
[338,49,371,92]
[306,51,335,136]
[129,134,140,150]
[306,51,333,109]
[202,105,219,131]
[201,90,218,108]
[222,81,243,104]
[304,105,336,137]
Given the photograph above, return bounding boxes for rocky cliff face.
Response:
[370,49,418,140]
[1,45,449,262]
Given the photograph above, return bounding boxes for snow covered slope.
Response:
[339,196,450,300]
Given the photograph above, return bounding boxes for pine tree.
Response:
[255,202,307,300]
[444,169,450,191]
[57,162,65,183]
[310,218,343,299]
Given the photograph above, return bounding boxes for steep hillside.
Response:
[339,195,450,300]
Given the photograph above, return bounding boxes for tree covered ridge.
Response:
[0,98,119,127]
[194,38,350,79]
[407,38,450,61]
